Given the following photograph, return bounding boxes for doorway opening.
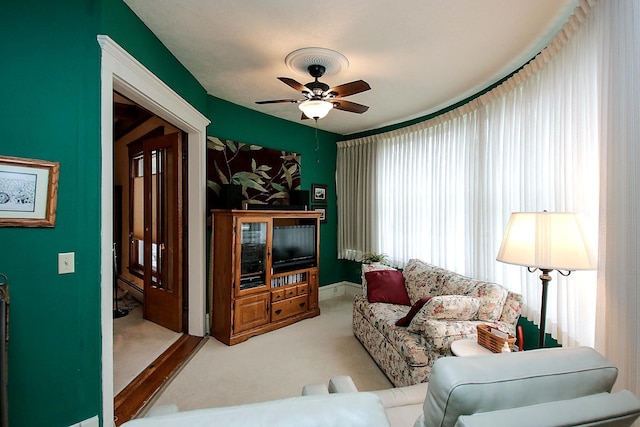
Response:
[111,93,206,424]
[112,91,188,390]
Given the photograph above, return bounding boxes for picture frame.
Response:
[0,155,60,227]
[311,183,328,203]
[312,205,327,223]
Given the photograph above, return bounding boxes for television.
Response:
[272,224,317,272]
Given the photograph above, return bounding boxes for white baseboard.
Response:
[319,281,361,301]
[70,415,99,427]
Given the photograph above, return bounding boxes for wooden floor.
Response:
[114,334,205,426]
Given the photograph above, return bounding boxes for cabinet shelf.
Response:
[271,271,307,288]
[240,272,265,278]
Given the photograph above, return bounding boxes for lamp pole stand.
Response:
[537,268,553,348]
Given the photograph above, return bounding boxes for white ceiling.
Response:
[123,0,577,136]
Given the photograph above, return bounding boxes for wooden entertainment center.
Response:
[209,209,321,345]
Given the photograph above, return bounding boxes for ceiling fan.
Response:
[256,64,371,120]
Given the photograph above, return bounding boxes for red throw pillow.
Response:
[395,296,432,326]
[365,270,411,305]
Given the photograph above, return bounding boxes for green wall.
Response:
[1,1,103,425]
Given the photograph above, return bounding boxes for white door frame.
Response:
[98,35,210,425]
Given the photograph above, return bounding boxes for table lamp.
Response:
[496,212,597,348]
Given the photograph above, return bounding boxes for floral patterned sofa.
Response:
[353,258,523,387]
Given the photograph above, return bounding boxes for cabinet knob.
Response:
[275,309,282,315]
[299,302,306,308]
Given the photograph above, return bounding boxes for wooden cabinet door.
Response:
[308,269,319,310]
[234,293,269,333]
[235,217,271,296]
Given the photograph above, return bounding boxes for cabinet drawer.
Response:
[297,283,309,296]
[271,295,308,322]
[284,287,297,298]
[272,289,285,302]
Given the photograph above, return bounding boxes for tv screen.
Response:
[272,225,316,271]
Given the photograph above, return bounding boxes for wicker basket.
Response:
[477,324,516,353]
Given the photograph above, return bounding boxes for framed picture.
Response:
[311,183,328,203]
[0,156,60,227]
[312,205,327,223]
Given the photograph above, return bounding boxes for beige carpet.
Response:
[113,294,182,395]
[150,286,392,412]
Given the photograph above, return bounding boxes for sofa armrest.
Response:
[498,291,523,326]
[123,393,392,427]
[328,375,358,393]
[372,383,428,408]
[302,383,330,395]
[452,391,640,427]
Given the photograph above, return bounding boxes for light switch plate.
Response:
[58,252,75,274]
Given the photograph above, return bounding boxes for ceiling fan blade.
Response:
[255,99,299,104]
[301,112,310,120]
[278,77,310,94]
[324,80,371,98]
[332,99,369,114]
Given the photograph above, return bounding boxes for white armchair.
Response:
[415,346,640,427]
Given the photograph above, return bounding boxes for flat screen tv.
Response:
[272,224,316,272]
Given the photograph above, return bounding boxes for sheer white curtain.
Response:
[337,0,600,347]
[594,0,640,396]
[336,136,380,261]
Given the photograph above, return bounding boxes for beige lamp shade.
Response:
[496,212,597,271]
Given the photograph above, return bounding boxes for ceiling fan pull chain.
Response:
[315,122,320,164]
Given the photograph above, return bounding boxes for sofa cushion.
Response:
[361,263,397,295]
[406,296,480,333]
[401,259,509,322]
[439,274,508,322]
[395,297,432,327]
[402,259,448,304]
[366,270,411,305]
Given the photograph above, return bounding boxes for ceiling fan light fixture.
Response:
[299,99,334,120]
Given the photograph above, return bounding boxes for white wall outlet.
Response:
[58,252,75,274]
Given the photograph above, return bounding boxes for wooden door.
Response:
[135,132,184,332]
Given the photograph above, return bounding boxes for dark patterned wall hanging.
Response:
[207,136,301,209]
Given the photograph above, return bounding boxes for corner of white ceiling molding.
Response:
[285,47,349,77]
